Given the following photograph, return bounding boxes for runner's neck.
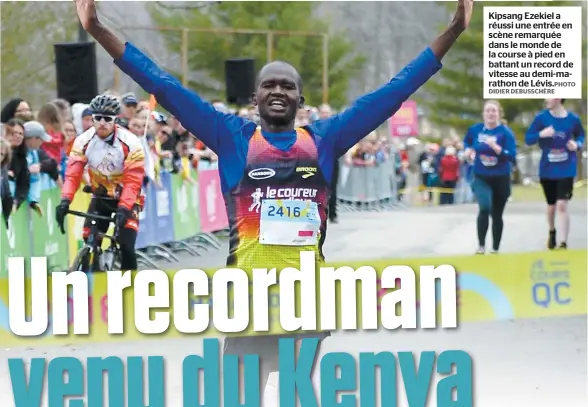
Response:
[549,106,567,118]
[259,118,295,134]
[483,121,499,130]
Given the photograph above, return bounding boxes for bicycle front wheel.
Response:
[69,246,92,273]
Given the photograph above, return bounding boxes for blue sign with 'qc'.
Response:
[530,259,571,308]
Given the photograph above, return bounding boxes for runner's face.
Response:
[544,99,560,109]
[254,63,302,126]
[483,103,499,125]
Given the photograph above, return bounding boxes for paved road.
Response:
[1,200,586,407]
[166,199,587,269]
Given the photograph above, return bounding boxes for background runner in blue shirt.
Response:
[464,100,516,255]
[525,98,585,250]
[74,0,474,403]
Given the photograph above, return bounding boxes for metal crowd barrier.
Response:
[132,161,228,269]
[337,154,406,212]
[335,153,479,211]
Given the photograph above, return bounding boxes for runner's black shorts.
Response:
[540,177,574,205]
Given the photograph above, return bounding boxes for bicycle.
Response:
[66,188,121,273]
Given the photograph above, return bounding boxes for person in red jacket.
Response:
[37,102,65,163]
[438,145,460,204]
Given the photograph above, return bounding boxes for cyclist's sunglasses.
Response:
[92,114,117,123]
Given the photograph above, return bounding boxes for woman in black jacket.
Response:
[1,138,13,228]
[1,98,33,123]
[4,119,30,212]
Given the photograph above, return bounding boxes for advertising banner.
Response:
[152,172,175,245]
[198,168,228,233]
[388,100,419,137]
[136,182,155,250]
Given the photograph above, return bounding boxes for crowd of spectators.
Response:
[338,130,476,206]
[417,136,474,205]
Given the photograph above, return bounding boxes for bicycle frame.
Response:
[66,209,119,273]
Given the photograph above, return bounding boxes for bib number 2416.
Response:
[259,199,320,246]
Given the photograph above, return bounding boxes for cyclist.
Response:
[55,94,146,271]
[75,0,472,402]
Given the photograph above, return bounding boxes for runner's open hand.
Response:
[452,0,474,32]
[74,0,99,31]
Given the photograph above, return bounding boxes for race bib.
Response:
[548,149,568,163]
[259,199,320,246]
[479,154,498,167]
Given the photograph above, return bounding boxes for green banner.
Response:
[31,187,69,273]
[171,169,201,241]
[0,205,31,276]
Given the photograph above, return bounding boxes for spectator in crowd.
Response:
[157,125,176,160]
[4,119,29,213]
[438,145,460,204]
[128,115,157,185]
[1,98,33,123]
[136,99,150,113]
[237,108,249,119]
[61,120,78,179]
[62,120,77,155]
[295,106,310,127]
[129,115,146,138]
[151,112,167,136]
[121,93,138,120]
[464,100,517,254]
[155,125,177,172]
[37,102,64,163]
[1,138,12,227]
[52,98,73,122]
[350,132,381,167]
[193,139,218,164]
[72,103,91,135]
[419,143,438,203]
[176,139,197,184]
[82,107,94,134]
[23,121,61,216]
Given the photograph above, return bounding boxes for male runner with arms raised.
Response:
[74,0,473,402]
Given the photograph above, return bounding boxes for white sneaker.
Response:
[263,373,279,407]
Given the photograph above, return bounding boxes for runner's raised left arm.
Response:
[312,0,474,156]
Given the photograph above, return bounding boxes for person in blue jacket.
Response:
[525,98,585,250]
[74,0,474,403]
[464,100,517,255]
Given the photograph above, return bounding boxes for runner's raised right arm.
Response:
[74,0,243,155]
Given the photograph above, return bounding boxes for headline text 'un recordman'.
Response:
[7,253,457,336]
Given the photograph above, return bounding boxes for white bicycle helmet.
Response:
[89,94,121,116]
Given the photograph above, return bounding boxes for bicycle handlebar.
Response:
[65,209,119,243]
[65,209,114,223]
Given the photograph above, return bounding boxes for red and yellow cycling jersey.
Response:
[61,126,145,210]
